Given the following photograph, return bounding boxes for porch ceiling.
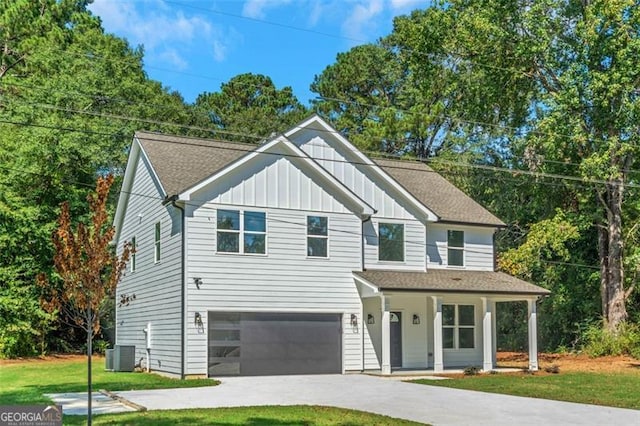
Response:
[354,269,550,296]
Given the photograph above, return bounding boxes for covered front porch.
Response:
[354,269,550,374]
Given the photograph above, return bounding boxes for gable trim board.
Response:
[286,115,439,223]
[178,135,375,219]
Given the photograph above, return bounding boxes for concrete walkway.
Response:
[110,374,638,425]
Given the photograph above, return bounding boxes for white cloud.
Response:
[389,0,429,11]
[89,0,231,67]
[158,48,188,70]
[242,0,293,19]
[341,0,385,41]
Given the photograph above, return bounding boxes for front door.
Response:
[390,312,402,368]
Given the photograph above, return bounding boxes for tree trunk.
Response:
[87,306,92,426]
[599,180,628,333]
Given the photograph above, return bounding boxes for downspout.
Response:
[167,195,186,379]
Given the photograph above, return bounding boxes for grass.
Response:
[63,406,424,425]
[410,371,640,410]
[0,355,217,406]
[1,357,424,425]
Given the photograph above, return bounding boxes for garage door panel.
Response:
[208,312,342,376]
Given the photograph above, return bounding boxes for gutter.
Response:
[165,195,186,379]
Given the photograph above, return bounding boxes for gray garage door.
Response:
[208,312,342,376]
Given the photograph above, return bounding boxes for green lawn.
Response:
[0,356,217,406]
[410,372,640,410]
[63,406,423,425]
[1,357,424,425]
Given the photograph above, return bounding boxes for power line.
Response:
[0,115,635,191]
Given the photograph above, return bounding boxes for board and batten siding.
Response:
[183,154,372,375]
[295,134,419,220]
[116,153,183,376]
[426,223,495,271]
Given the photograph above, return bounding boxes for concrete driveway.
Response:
[114,374,639,425]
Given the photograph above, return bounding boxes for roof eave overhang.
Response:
[437,219,507,229]
[379,287,550,296]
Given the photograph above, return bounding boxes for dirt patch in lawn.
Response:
[0,354,97,366]
[496,351,640,374]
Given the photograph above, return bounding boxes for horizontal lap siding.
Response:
[185,207,364,375]
[364,218,426,271]
[427,224,495,271]
[116,154,182,376]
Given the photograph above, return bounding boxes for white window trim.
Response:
[447,229,465,267]
[306,215,329,259]
[216,209,268,256]
[154,222,161,264]
[377,221,406,263]
[442,304,476,350]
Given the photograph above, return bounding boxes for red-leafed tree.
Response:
[38,174,131,425]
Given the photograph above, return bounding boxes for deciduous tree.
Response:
[38,175,131,424]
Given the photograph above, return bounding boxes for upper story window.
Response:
[442,304,475,349]
[307,216,328,257]
[379,223,404,262]
[130,236,137,272]
[217,209,266,254]
[154,222,161,263]
[447,230,464,266]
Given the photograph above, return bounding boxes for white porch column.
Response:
[527,298,539,371]
[481,297,494,371]
[491,300,497,364]
[431,296,443,372]
[381,296,391,374]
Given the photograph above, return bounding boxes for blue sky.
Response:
[88,0,428,105]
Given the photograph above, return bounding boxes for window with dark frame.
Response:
[447,230,464,266]
[130,236,136,272]
[307,216,328,257]
[378,223,404,262]
[217,209,266,254]
[154,222,161,263]
[442,304,475,349]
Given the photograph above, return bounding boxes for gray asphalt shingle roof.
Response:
[135,130,504,226]
[373,158,505,227]
[354,269,550,295]
[135,131,252,197]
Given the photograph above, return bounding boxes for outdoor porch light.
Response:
[412,314,420,325]
[367,313,375,324]
[194,277,203,289]
[350,314,358,327]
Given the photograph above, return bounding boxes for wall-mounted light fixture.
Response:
[194,277,203,289]
[194,311,203,327]
[367,313,375,324]
[350,314,358,327]
[412,314,420,325]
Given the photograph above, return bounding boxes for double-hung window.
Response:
[217,209,266,254]
[442,304,475,349]
[154,222,161,263]
[378,223,404,262]
[307,216,328,257]
[447,230,464,266]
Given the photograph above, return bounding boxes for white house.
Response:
[113,115,549,378]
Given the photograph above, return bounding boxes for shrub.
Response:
[463,366,480,376]
[581,321,640,358]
